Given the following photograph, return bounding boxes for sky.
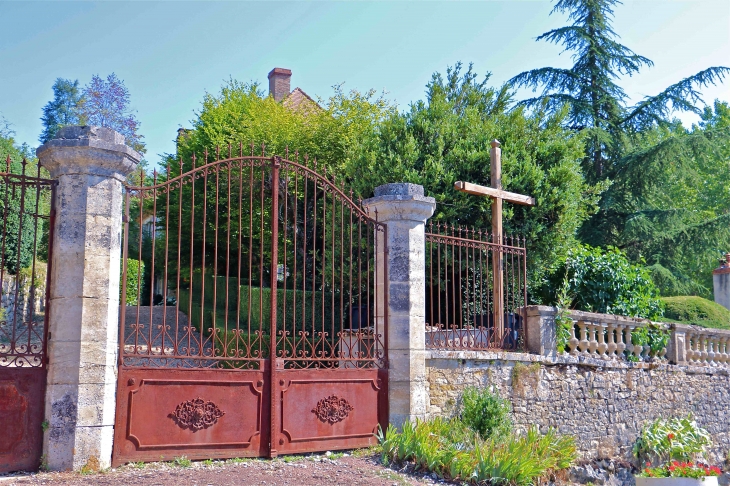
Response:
[1,0,729,165]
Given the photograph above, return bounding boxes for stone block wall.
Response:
[427,350,730,463]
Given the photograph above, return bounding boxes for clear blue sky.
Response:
[1,1,729,164]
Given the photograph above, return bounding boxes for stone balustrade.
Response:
[560,310,668,361]
[525,305,730,367]
[676,323,730,367]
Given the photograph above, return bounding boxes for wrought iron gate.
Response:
[113,148,387,465]
[0,159,55,473]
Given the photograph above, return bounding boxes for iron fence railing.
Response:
[425,223,527,351]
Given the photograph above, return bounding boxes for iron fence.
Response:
[0,157,55,368]
[425,222,527,351]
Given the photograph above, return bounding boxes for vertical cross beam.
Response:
[490,140,504,342]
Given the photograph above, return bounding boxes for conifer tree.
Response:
[39,78,83,143]
[509,0,729,181]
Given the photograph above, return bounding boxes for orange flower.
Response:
[667,433,675,440]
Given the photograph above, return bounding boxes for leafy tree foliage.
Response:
[39,78,83,143]
[546,245,663,319]
[510,0,729,181]
[80,73,145,154]
[582,102,730,297]
[136,80,392,300]
[345,64,603,285]
[38,74,145,154]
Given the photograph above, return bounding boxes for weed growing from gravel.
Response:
[130,462,146,469]
[227,457,247,464]
[173,456,192,468]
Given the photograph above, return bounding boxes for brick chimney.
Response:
[268,67,292,102]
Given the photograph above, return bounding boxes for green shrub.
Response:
[661,296,730,330]
[554,272,575,353]
[177,272,341,335]
[633,415,712,465]
[460,387,512,440]
[548,245,664,319]
[378,418,576,485]
[630,323,670,358]
[121,259,144,305]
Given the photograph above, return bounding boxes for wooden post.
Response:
[490,140,504,341]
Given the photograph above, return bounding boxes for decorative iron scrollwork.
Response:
[170,398,225,431]
[311,395,354,424]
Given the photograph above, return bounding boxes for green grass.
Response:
[660,296,730,330]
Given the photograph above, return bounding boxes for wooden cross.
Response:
[454,140,535,342]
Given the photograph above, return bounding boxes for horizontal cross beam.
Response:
[454,181,535,206]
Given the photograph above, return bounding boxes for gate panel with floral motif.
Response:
[113,148,387,465]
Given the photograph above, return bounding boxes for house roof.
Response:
[283,87,322,115]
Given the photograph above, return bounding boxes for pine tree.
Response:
[509,0,729,181]
[39,78,83,143]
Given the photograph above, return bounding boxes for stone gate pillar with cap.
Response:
[37,126,141,471]
[363,183,435,428]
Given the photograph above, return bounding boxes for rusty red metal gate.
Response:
[113,148,387,466]
[0,158,55,473]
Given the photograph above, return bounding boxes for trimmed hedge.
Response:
[177,273,345,335]
[661,296,730,330]
[121,259,144,305]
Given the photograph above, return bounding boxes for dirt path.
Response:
[0,451,450,486]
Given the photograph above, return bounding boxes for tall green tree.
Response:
[345,63,603,286]
[39,78,84,143]
[509,0,729,181]
[585,102,730,297]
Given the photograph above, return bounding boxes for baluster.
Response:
[606,323,617,359]
[624,326,633,360]
[707,336,717,366]
[720,337,729,367]
[587,322,599,357]
[568,320,579,356]
[700,335,709,365]
[630,326,643,360]
[578,321,589,357]
[597,323,608,359]
[615,324,626,359]
[685,333,694,364]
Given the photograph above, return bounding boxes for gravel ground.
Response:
[0,451,452,486]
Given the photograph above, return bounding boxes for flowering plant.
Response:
[633,416,711,464]
[639,461,722,479]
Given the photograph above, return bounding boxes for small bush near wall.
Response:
[460,387,512,440]
[121,259,144,305]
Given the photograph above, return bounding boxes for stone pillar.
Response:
[524,305,558,358]
[36,126,140,471]
[668,323,689,365]
[713,253,730,311]
[363,183,435,428]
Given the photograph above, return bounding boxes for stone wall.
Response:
[427,350,730,463]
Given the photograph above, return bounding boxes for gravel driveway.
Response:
[0,451,449,486]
